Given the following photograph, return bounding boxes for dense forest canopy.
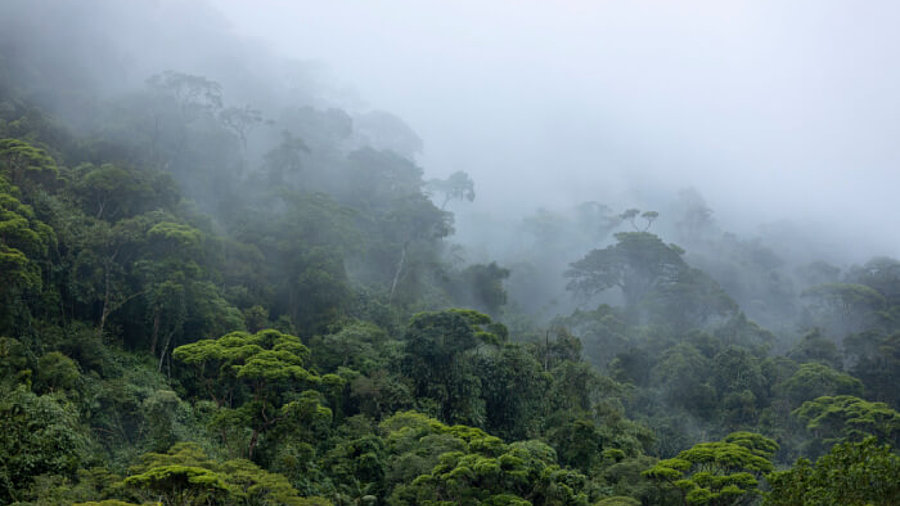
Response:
[0,1,898,505]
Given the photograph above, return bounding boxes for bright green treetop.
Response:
[643,432,778,506]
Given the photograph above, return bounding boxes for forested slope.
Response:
[0,2,898,505]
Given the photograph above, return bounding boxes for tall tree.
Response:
[173,329,325,460]
[566,232,688,309]
[426,170,475,210]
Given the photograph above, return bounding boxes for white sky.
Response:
[209,0,900,257]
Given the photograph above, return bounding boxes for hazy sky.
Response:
[209,0,900,257]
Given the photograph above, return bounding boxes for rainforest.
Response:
[0,1,898,505]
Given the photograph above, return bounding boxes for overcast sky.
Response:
[209,0,900,257]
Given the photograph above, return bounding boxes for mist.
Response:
[211,0,900,262]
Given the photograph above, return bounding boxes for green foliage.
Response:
[597,455,667,504]
[594,497,640,506]
[121,442,326,505]
[477,343,549,441]
[652,342,716,419]
[4,11,900,506]
[401,309,503,425]
[448,262,511,316]
[0,174,55,331]
[0,336,30,388]
[554,304,629,372]
[566,232,687,308]
[642,267,738,331]
[0,137,58,188]
[71,163,178,221]
[74,501,141,506]
[233,190,356,334]
[792,395,900,451]
[383,411,591,505]
[765,437,900,506]
[777,362,863,406]
[566,232,736,328]
[33,350,82,395]
[310,320,389,373]
[786,328,843,370]
[844,330,900,407]
[0,385,91,503]
[712,347,766,427]
[802,282,887,336]
[174,329,321,459]
[78,349,197,467]
[643,432,777,505]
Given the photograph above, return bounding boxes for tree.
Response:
[566,232,687,309]
[640,211,659,231]
[0,175,55,333]
[122,442,326,505]
[401,309,504,425]
[340,147,452,306]
[233,190,356,334]
[382,193,453,305]
[567,232,738,331]
[173,329,322,459]
[219,105,263,152]
[70,163,178,222]
[146,71,223,120]
[141,71,230,182]
[844,330,900,407]
[554,304,630,373]
[0,138,58,189]
[802,283,887,336]
[712,347,767,427]
[476,343,548,441]
[382,411,590,506]
[765,437,900,506]
[651,342,716,419]
[619,209,659,231]
[68,212,160,342]
[786,328,843,370]
[141,219,206,367]
[426,170,475,210]
[643,432,778,506]
[263,130,309,186]
[846,256,900,307]
[33,351,82,396]
[448,262,511,316]
[792,395,900,452]
[318,418,387,501]
[642,267,738,331]
[0,385,91,503]
[776,362,863,407]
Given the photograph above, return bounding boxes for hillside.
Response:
[0,2,898,504]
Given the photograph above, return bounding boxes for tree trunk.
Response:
[388,241,409,304]
[150,310,160,355]
[98,268,112,341]
[247,429,260,460]
[157,329,174,373]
